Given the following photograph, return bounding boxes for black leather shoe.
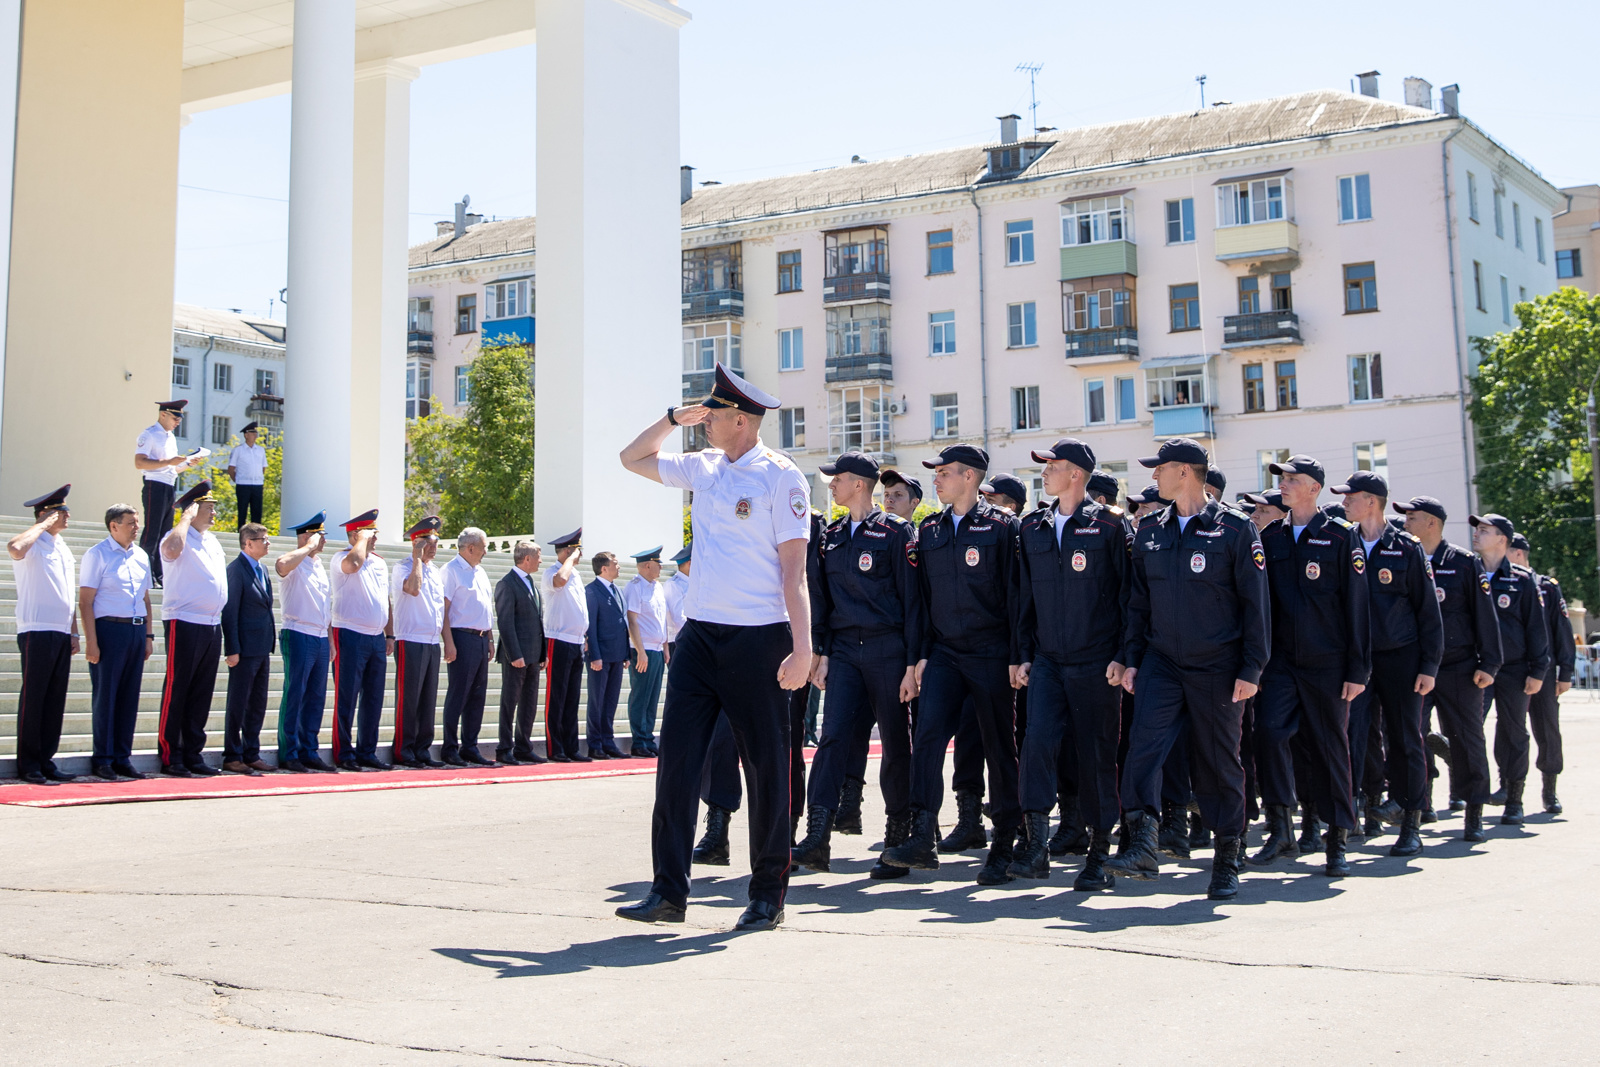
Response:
[1208,836,1242,900]
[1426,731,1452,761]
[357,756,393,771]
[616,893,686,924]
[43,766,79,782]
[601,744,627,760]
[870,814,913,880]
[1006,812,1051,880]
[1074,832,1115,892]
[937,791,986,853]
[497,753,522,766]
[1105,810,1161,881]
[882,809,942,870]
[186,763,219,777]
[645,742,660,757]
[834,776,865,835]
[1449,798,1467,812]
[112,763,147,780]
[421,757,446,769]
[791,805,835,873]
[1487,784,1508,806]
[397,759,425,769]
[587,748,610,760]
[549,754,573,763]
[519,752,549,764]
[20,770,56,785]
[281,759,309,773]
[441,754,466,767]
[734,900,784,931]
[629,746,655,759]
[160,764,192,778]
[301,756,336,773]
[1369,797,1405,825]
[339,759,365,772]
[570,754,593,763]
[692,804,733,865]
[92,765,119,781]
[460,751,497,767]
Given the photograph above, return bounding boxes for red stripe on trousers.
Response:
[157,620,177,766]
[330,629,342,762]
[543,638,556,756]
[393,641,406,761]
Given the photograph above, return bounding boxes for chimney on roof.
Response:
[680,165,694,204]
[1404,77,1433,110]
[453,194,470,239]
[998,113,1019,145]
[464,212,483,229]
[1356,70,1380,98]
[1440,83,1460,117]
[435,220,455,237]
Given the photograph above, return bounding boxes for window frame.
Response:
[1059,196,1133,247]
[210,414,231,447]
[926,229,954,275]
[1499,274,1512,326]
[1338,173,1373,223]
[1085,377,1107,426]
[1011,384,1041,431]
[777,249,802,293]
[1473,260,1487,310]
[172,357,190,388]
[1274,360,1298,410]
[1493,187,1505,238]
[1467,172,1479,223]
[484,278,531,321]
[1169,283,1201,332]
[1114,375,1136,423]
[1343,262,1378,314]
[1144,364,1207,409]
[1349,353,1384,403]
[1557,248,1582,279]
[455,364,470,405]
[778,327,804,371]
[1164,197,1195,244]
[1215,175,1292,228]
[456,293,477,334]
[928,311,957,357]
[1242,362,1266,413]
[1536,218,1546,264]
[405,358,433,419]
[1513,202,1523,250]
[779,406,806,450]
[1354,440,1389,480]
[1258,447,1290,490]
[683,320,744,373]
[254,368,275,396]
[930,392,960,439]
[213,362,232,392]
[1006,301,1038,348]
[1005,219,1035,265]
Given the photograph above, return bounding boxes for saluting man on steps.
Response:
[158,480,229,778]
[10,485,80,786]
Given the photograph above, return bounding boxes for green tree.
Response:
[1469,286,1600,609]
[181,430,284,535]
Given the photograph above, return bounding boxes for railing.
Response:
[407,330,434,355]
[246,394,283,417]
[682,289,744,319]
[1571,645,1600,689]
[822,271,890,303]
[1064,326,1139,358]
[825,353,894,383]
[1222,309,1301,345]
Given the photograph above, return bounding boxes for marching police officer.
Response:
[1508,533,1574,814]
[1104,439,1269,900]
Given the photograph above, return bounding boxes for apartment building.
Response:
[1554,184,1598,296]
[171,303,286,447]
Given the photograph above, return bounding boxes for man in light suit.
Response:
[496,540,549,764]
[222,522,277,774]
[584,551,630,759]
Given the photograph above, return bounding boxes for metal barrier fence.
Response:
[1573,645,1600,690]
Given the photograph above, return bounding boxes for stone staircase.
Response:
[0,515,666,776]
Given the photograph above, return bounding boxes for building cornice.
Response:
[409,252,536,283]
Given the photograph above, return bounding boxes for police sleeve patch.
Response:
[1252,544,1266,571]
[905,542,918,568]
[789,488,807,518]
[1478,572,1492,595]
[1352,553,1366,575]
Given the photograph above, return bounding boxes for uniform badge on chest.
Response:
[1305,561,1321,580]
[858,551,873,572]
[1436,587,1446,603]
[1190,551,1206,574]
[1378,568,1393,585]
[1497,593,1511,609]
[965,546,980,567]
[735,497,751,520]
[1072,550,1087,572]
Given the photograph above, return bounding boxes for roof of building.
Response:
[173,303,286,346]
[409,215,537,268]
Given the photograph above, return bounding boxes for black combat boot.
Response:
[870,814,913,880]
[977,824,1017,885]
[1463,802,1486,842]
[1369,795,1404,825]
[1248,804,1299,866]
[1104,810,1161,881]
[1074,832,1114,891]
[1115,819,1131,856]
[1188,805,1211,852]
[1007,812,1051,880]
[691,805,732,866]
[1207,836,1242,901]
[1158,802,1190,860]
[1323,827,1351,877]
[1487,782,1508,806]
[791,805,835,873]
[1297,806,1324,855]
[1419,782,1438,824]
[1501,778,1525,825]
[1361,792,1384,838]
[882,809,941,870]
[1389,809,1423,857]
[834,776,865,835]
[1048,793,1091,855]
[1542,772,1562,815]
[937,790,988,853]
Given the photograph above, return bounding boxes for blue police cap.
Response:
[1393,496,1447,522]
[631,545,663,562]
[670,544,692,565]
[819,451,880,480]
[1330,470,1388,497]
[1270,454,1326,485]
[879,468,924,500]
[922,443,990,472]
[1030,437,1096,471]
[980,473,1028,508]
[1087,470,1120,501]
[1139,437,1209,468]
[291,510,326,534]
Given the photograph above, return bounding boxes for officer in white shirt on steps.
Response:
[393,516,446,768]
[275,511,336,773]
[134,398,198,588]
[226,421,268,525]
[330,509,394,772]
[441,527,498,767]
[79,502,154,781]
[9,485,80,785]
[158,480,229,777]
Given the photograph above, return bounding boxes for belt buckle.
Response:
[132,616,146,626]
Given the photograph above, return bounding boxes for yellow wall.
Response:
[3,0,184,514]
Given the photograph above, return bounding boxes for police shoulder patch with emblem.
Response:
[905,543,918,567]
[1479,572,1492,595]
[1252,544,1266,570]
[788,488,808,519]
[1352,553,1366,575]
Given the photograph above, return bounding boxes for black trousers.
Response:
[788,683,808,822]
[235,483,264,525]
[650,619,793,910]
[15,630,71,777]
[1255,662,1357,830]
[700,713,743,812]
[498,660,540,759]
[159,620,221,769]
[1487,669,1533,786]
[909,647,1019,829]
[442,628,490,758]
[1122,653,1246,836]
[1160,721,1192,808]
[1022,655,1121,831]
[807,634,911,819]
[950,696,984,796]
[223,653,270,763]
[544,638,584,759]
[1240,696,1259,821]
[394,640,441,762]
[1528,664,1564,775]
[140,481,174,586]
[586,659,623,749]
[1426,669,1492,804]
[1366,645,1427,810]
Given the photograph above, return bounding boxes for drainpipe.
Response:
[1440,122,1473,517]
[199,335,215,453]
[969,186,990,452]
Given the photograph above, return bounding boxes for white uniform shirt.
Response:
[658,439,811,627]
[390,557,444,644]
[136,422,179,486]
[624,575,669,651]
[79,536,152,619]
[15,531,76,634]
[662,570,690,641]
[541,561,588,644]
[330,548,390,636]
[228,442,267,486]
[441,554,495,632]
[280,554,330,638]
[162,527,228,625]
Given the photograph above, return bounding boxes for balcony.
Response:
[407,330,433,355]
[1060,240,1137,282]
[682,289,744,320]
[1150,406,1214,438]
[682,369,715,401]
[245,393,284,430]
[481,316,535,346]
[825,353,893,383]
[1214,219,1299,262]
[823,272,890,303]
[1222,309,1301,348]
[1065,326,1139,359]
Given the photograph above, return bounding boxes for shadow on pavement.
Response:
[434,932,742,978]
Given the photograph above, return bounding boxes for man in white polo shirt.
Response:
[540,527,589,763]
[275,511,335,773]
[80,502,154,781]
[227,420,267,525]
[135,399,197,588]
[159,480,229,777]
[330,509,394,772]
[10,485,80,785]
[393,516,446,768]
[441,527,497,766]
[624,546,670,758]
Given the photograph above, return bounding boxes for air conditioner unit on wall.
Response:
[888,397,907,416]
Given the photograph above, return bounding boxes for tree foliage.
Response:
[1469,286,1600,609]
[181,431,284,534]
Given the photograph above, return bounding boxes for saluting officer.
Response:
[392,516,446,768]
[158,480,229,777]
[1014,438,1130,889]
[1508,533,1574,814]
[1250,455,1370,877]
[881,443,1023,885]
[1333,472,1443,856]
[135,399,197,588]
[1104,439,1269,901]
[275,512,335,773]
[1470,513,1551,826]
[791,451,923,880]
[540,528,589,763]
[10,485,80,785]
[329,509,394,772]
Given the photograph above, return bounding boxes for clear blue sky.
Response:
[175,0,1600,318]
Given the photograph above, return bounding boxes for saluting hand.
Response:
[671,404,711,427]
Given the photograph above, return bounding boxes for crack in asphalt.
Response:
[0,884,551,919]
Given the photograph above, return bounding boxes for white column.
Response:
[283,0,355,529]
[0,0,22,459]
[535,0,689,554]
[351,59,417,544]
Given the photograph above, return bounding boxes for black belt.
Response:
[97,616,147,626]
[452,627,492,638]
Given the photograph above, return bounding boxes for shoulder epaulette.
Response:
[1106,505,1124,517]
[882,511,907,525]
[1401,531,1422,543]
[1331,516,1356,530]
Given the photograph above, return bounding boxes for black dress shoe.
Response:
[460,751,498,767]
[92,765,119,781]
[357,756,392,771]
[420,757,446,769]
[734,900,784,932]
[186,763,220,777]
[281,759,310,773]
[601,745,627,759]
[570,754,593,763]
[615,893,686,924]
[338,759,365,773]
[587,749,610,760]
[161,764,192,778]
[397,759,425,769]
[497,753,522,766]
[111,763,147,780]
[631,746,656,759]
[43,767,79,782]
[301,756,336,773]
[518,752,548,764]
[20,770,56,785]
[442,754,466,767]
[549,754,573,763]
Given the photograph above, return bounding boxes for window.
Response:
[1011,385,1040,431]
[255,368,275,396]
[209,362,231,392]
[408,296,432,333]
[1467,172,1479,222]
[1085,379,1107,425]
[1243,364,1266,413]
[172,357,190,388]
[928,311,956,356]
[1237,274,1290,313]
[1165,197,1195,244]
[1350,353,1384,402]
[1216,175,1291,227]
[1114,375,1136,422]
[779,407,805,450]
[778,249,802,293]
[1005,220,1035,264]
[683,321,743,372]
[1473,261,1486,310]
[1060,196,1132,246]
[1169,283,1200,331]
[1146,364,1206,408]
[1500,274,1512,325]
[1101,461,1129,502]
[827,226,889,277]
[828,384,891,455]
[1339,173,1372,222]
[1271,272,1293,311]
[456,293,476,333]
[1258,447,1289,489]
[1065,284,1135,331]
[1238,276,1260,314]
[211,415,230,446]
[1006,302,1037,347]
[1536,218,1546,264]
[1519,286,1528,304]
[931,393,959,438]
[455,365,470,405]
[1493,187,1504,238]
[778,327,804,371]
[1343,262,1378,312]
[826,304,890,361]
[682,244,741,295]
[405,359,432,419]
[927,229,954,275]
[485,278,531,320]
[1557,249,1583,278]
[174,413,189,440]
[1513,202,1523,249]
[1275,360,1298,409]
[1354,440,1389,480]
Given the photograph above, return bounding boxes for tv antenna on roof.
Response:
[1015,62,1043,132]
[1196,74,1207,109]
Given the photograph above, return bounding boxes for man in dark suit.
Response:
[584,551,630,759]
[496,540,549,764]
[222,522,277,773]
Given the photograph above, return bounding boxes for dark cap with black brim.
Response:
[819,451,880,480]
[1205,468,1227,494]
[157,399,188,414]
[291,510,326,534]
[23,484,70,514]
[879,468,923,500]
[1087,470,1120,501]
[406,516,441,540]
[980,473,1028,508]
[670,543,692,565]
[1127,483,1168,506]
[1030,437,1096,471]
[342,508,379,531]
[1269,454,1326,485]
[1243,490,1286,511]
[241,421,259,434]
[176,480,216,510]
[1393,496,1447,522]
[701,362,779,417]
[550,527,582,549]
[1138,437,1209,468]
[922,443,990,472]
[1510,532,1531,552]
[1330,470,1388,497]
[1469,513,1516,539]
[632,545,663,562]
